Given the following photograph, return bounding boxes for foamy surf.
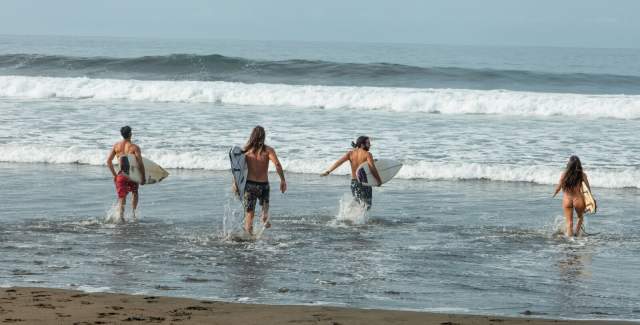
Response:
[0,144,638,189]
[1,75,639,119]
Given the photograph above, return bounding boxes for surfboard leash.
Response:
[580,224,588,235]
[579,223,597,236]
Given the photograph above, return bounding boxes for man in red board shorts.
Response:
[106,126,146,222]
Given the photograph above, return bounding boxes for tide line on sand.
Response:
[0,287,631,325]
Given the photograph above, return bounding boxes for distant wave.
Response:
[1,145,638,189]
[1,53,640,94]
[1,76,639,119]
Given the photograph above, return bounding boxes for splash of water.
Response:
[103,203,122,224]
[550,214,566,236]
[103,201,139,224]
[334,193,369,225]
[547,214,595,244]
[222,196,246,240]
[222,191,274,242]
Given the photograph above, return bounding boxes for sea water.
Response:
[0,35,639,320]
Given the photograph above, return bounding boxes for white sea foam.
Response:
[222,197,245,240]
[335,193,369,225]
[75,285,111,293]
[1,75,639,119]
[104,203,124,224]
[1,145,638,189]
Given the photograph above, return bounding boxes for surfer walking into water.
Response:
[553,155,593,237]
[241,126,287,235]
[321,136,382,209]
[106,126,145,222]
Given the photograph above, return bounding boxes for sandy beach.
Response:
[0,287,632,325]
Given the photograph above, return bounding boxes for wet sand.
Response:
[0,287,633,324]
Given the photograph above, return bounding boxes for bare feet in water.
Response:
[261,215,271,229]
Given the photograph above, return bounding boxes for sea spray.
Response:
[103,201,139,224]
[103,202,122,224]
[222,196,245,240]
[334,193,369,225]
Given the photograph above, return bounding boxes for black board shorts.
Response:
[244,180,270,212]
[351,179,372,209]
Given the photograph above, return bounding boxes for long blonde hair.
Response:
[244,125,266,155]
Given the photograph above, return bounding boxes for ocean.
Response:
[0,34,638,320]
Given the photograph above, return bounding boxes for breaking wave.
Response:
[0,145,637,189]
[2,53,640,93]
[1,76,639,119]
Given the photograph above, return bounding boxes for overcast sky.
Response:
[1,0,638,48]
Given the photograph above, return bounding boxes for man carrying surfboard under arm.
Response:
[242,126,287,235]
[321,136,382,209]
[106,126,146,222]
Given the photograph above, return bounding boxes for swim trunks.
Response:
[351,179,372,209]
[115,173,138,198]
[244,180,270,212]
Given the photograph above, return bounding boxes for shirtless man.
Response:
[242,126,287,235]
[106,126,146,222]
[321,136,382,209]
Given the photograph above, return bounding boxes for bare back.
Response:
[348,149,370,179]
[113,140,140,158]
[246,147,271,182]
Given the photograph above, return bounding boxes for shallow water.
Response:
[0,163,638,319]
[0,99,638,188]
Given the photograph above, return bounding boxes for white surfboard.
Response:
[115,154,169,185]
[356,159,403,186]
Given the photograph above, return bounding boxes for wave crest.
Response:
[1,76,639,119]
[2,53,639,93]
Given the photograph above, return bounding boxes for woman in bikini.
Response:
[553,155,592,237]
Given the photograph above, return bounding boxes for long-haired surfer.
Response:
[242,126,287,235]
[553,155,592,237]
[321,136,382,209]
[106,126,146,222]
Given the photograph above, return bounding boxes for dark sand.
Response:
[0,287,633,324]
